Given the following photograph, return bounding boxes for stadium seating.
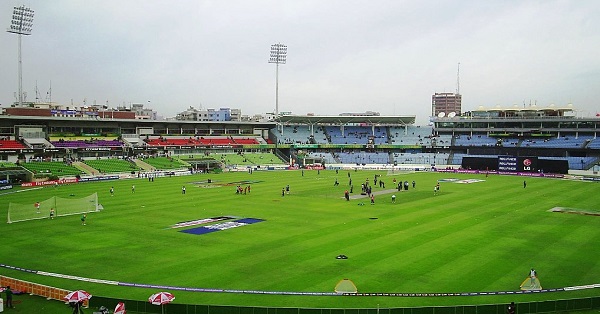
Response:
[0,140,27,150]
[242,153,285,165]
[585,138,600,149]
[83,159,140,173]
[272,125,315,144]
[521,136,592,148]
[141,157,188,170]
[394,152,449,165]
[21,161,82,176]
[325,126,382,145]
[0,161,16,168]
[372,127,388,144]
[145,136,260,147]
[51,139,124,148]
[541,156,598,170]
[454,135,499,147]
[432,134,453,147]
[389,126,432,146]
[205,152,284,166]
[336,151,390,164]
[498,137,521,147]
[307,152,339,164]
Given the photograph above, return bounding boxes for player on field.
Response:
[529,268,537,285]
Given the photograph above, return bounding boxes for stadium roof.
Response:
[471,105,575,112]
[0,168,30,176]
[273,115,416,126]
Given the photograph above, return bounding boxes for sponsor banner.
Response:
[582,176,600,182]
[518,156,538,172]
[437,178,459,182]
[181,218,264,235]
[132,146,160,151]
[436,169,563,178]
[498,156,518,172]
[0,263,587,297]
[455,179,485,184]
[293,144,319,149]
[37,271,119,285]
[171,216,233,229]
[21,178,78,187]
[79,147,113,151]
[78,175,120,182]
[0,185,13,190]
[51,109,78,115]
[0,263,38,274]
[564,284,600,291]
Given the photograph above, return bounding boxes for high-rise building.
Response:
[432,92,461,117]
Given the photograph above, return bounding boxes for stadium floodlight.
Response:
[268,43,287,117]
[7,5,35,107]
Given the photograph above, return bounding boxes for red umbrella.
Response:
[148,292,175,305]
[114,301,126,314]
[149,292,175,314]
[64,290,92,303]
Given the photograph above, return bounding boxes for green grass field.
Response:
[1,169,600,312]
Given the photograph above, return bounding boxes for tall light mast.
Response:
[7,5,35,107]
[269,43,287,117]
[456,62,460,95]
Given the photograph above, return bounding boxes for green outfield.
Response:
[1,169,600,311]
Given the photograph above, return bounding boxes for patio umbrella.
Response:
[114,301,126,314]
[64,290,92,303]
[148,292,175,314]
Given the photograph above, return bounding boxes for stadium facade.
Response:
[0,105,599,185]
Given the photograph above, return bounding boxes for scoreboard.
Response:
[498,156,538,172]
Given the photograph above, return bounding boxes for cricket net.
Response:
[7,192,99,223]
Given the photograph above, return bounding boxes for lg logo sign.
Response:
[523,158,532,170]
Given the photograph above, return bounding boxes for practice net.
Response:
[520,276,542,291]
[334,279,358,294]
[7,192,99,223]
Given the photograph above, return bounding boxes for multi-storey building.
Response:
[432,92,461,117]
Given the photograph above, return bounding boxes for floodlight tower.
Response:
[269,43,287,117]
[7,5,35,107]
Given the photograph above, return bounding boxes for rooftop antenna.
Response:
[46,80,52,103]
[35,80,40,102]
[456,62,460,95]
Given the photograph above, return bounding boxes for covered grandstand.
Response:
[0,108,599,185]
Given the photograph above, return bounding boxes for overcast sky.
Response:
[1,0,599,124]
